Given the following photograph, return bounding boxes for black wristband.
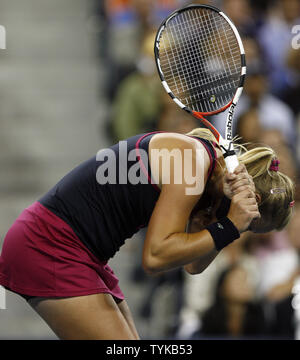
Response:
[206,217,240,251]
[216,196,231,220]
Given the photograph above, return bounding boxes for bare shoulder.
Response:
[148,132,212,189]
[149,132,207,152]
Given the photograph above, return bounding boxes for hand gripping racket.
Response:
[154,4,246,173]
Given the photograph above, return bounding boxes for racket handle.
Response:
[225,154,239,174]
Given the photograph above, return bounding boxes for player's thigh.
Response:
[28,293,136,340]
[117,300,140,340]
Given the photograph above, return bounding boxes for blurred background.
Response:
[1,0,300,340]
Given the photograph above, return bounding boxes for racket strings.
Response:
[161,18,240,85]
[167,12,238,101]
[158,8,241,113]
[162,10,240,87]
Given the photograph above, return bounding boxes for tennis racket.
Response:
[154,4,246,173]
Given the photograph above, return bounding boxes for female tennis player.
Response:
[0,129,294,340]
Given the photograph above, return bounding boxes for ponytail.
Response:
[238,147,276,178]
[238,147,295,231]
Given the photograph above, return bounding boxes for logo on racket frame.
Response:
[226,103,236,141]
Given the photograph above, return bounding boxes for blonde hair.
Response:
[239,147,294,231]
[187,128,218,143]
[186,128,295,231]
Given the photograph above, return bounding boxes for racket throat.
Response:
[192,111,220,143]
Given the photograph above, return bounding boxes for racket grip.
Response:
[225,154,239,174]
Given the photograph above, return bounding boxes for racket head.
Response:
[154,4,246,136]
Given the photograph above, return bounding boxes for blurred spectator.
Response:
[177,252,230,339]
[265,200,300,338]
[221,0,261,37]
[176,240,260,339]
[132,0,179,27]
[283,47,300,116]
[242,35,266,70]
[258,0,300,96]
[236,108,263,144]
[287,200,300,339]
[283,47,300,167]
[241,209,299,339]
[199,264,266,339]
[288,198,300,260]
[244,231,299,301]
[192,0,262,36]
[250,0,272,13]
[101,0,179,102]
[111,30,164,141]
[258,129,298,179]
[101,0,140,101]
[157,105,197,134]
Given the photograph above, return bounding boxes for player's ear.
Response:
[255,193,261,204]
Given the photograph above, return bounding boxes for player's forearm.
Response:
[143,230,216,274]
[183,219,219,274]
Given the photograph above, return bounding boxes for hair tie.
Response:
[289,200,295,208]
[269,159,280,172]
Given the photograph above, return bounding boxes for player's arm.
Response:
[142,134,212,274]
[142,135,259,275]
[183,216,219,275]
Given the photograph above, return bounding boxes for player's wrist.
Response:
[216,196,231,220]
[206,217,240,251]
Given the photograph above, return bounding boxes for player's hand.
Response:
[223,164,255,199]
[227,188,260,233]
